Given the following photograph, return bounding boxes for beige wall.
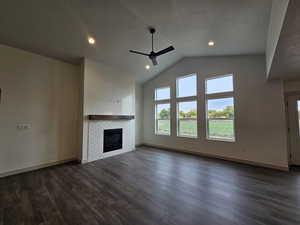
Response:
[266,0,289,76]
[0,45,81,175]
[135,83,144,146]
[284,80,300,93]
[143,55,289,169]
[81,58,135,161]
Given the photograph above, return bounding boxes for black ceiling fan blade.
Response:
[154,46,175,57]
[151,57,158,66]
[129,50,149,56]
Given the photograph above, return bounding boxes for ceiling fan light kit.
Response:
[129,27,175,66]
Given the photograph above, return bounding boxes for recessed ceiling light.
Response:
[208,41,215,46]
[145,65,150,70]
[88,37,95,45]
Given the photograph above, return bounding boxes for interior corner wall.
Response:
[143,55,288,169]
[135,82,144,146]
[266,0,289,76]
[0,44,81,175]
[81,58,135,162]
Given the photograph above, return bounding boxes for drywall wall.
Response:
[284,80,300,93]
[0,44,80,175]
[143,56,288,169]
[135,83,144,146]
[81,58,135,161]
[266,0,289,76]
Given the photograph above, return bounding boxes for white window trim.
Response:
[176,74,198,138]
[205,74,236,142]
[154,87,171,136]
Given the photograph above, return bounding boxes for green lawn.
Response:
[157,120,170,135]
[208,120,234,139]
[157,119,234,139]
[179,120,197,137]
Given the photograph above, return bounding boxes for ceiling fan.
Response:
[129,27,175,66]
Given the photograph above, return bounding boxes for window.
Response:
[177,101,197,137]
[176,74,197,138]
[155,87,170,100]
[206,75,233,94]
[177,74,197,98]
[154,87,171,135]
[155,104,171,135]
[205,75,235,141]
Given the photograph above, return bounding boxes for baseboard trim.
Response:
[81,159,89,164]
[140,144,289,172]
[0,158,79,178]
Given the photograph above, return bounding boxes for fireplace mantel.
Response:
[88,115,135,121]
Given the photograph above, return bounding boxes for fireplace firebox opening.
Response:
[103,128,123,153]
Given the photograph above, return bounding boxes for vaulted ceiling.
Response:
[0,0,272,82]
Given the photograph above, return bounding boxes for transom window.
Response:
[155,87,170,101]
[154,87,171,135]
[206,75,233,94]
[177,74,197,98]
[205,75,235,141]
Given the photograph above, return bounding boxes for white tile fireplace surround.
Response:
[87,118,135,162]
[82,58,136,163]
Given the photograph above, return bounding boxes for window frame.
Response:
[205,74,236,142]
[154,87,171,136]
[176,74,198,138]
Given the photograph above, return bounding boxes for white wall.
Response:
[81,58,135,161]
[135,83,144,146]
[143,56,288,169]
[266,0,289,76]
[0,45,81,175]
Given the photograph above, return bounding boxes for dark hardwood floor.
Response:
[1,147,300,225]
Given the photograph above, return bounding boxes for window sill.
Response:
[177,135,198,139]
[206,137,235,143]
[155,133,171,136]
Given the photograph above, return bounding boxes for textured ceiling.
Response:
[268,0,300,80]
[0,0,272,83]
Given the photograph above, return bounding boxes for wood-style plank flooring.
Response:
[1,147,300,225]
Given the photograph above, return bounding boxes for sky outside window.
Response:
[155,87,170,100]
[207,97,234,112]
[177,74,197,98]
[206,75,233,94]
